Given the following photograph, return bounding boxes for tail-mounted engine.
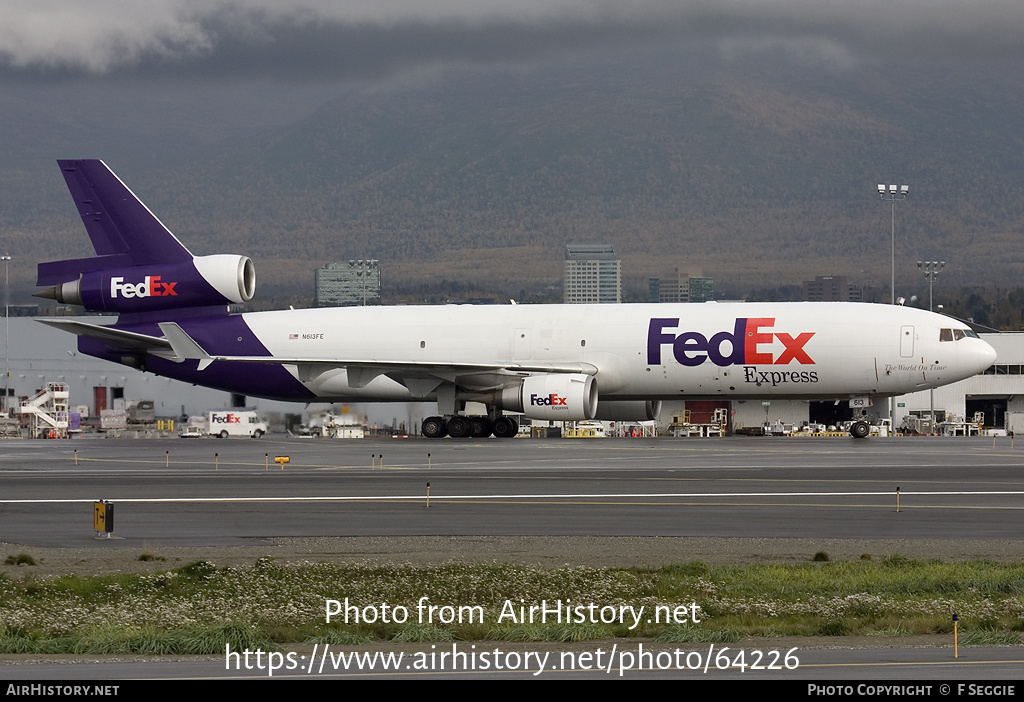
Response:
[38,254,255,313]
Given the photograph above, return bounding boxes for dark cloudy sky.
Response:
[2,1,1023,300]
[2,1,1023,83]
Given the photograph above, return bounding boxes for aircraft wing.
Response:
[154,322,595,391]
[42,319,594,394]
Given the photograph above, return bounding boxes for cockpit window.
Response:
[940,328,979,341]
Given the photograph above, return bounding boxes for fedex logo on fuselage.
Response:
[110,276,178,299]
[211,413,242,423]
[647,318,815,367]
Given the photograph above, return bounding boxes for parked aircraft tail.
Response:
[35,160,255,314]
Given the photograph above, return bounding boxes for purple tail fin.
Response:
[37,160,255,315]
[38,160,193,286]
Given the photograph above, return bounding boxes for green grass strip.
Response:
[1,556,1022,651]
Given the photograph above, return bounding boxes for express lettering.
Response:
[110,275,178,299]
[647,318,815,367]
[743,367,819,386]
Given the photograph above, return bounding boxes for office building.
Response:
[688,276,714,303]
[563,245,621,304]
[802,275,862,302]
[315,260,381,307]
[648,269,712,303]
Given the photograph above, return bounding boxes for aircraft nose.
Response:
[975,339,998,374]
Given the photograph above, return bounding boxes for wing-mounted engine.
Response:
[37,254,256,313]
[593,400,662,422]
[497,373,598,421]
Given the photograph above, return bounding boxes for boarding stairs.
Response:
[19,382,70,439]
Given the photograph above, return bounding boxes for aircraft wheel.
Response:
[492,417,517,438]
[470,417,492,437]
[447,416,472,438]
[422,416,447,439]
[849,421,870,439]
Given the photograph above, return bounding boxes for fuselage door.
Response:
[900,325,915,358]
[514,328,531,360]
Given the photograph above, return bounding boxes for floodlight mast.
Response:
[918,260,945,432]
[878,183,909,306]
[877,183,909,431]
[1,254,8,415]
[917,260,944,312]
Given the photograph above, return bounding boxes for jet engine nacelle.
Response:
[43,255,256,313]
[499,373,598,421]
[593,400,662,422]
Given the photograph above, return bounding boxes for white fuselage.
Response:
[239,301,996,404]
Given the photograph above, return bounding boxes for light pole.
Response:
[877,184,909,305]
[919,260,945,432]
[1,253,9,416]
[877,184,908,431]
[918,260,944,312]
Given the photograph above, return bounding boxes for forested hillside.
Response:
[3,49,1024,312]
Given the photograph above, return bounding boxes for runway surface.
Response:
[1,434,1023,547]
[2,434,1023,682]
[4,644,1023,681]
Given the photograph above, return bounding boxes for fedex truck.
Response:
[207,411,267,438]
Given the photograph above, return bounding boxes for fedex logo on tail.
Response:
[110,275,178,299]
[647,318,815,367]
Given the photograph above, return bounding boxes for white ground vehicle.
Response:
[207,411,267,438]
[179,423,204,438]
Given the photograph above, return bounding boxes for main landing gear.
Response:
[848,420,871,439]
[421,415,519,439]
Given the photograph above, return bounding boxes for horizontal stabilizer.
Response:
[38,319,171,353]
[37,254,133,287]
